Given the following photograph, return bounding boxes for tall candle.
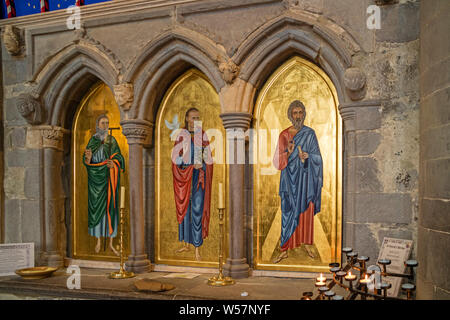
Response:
[218,183,224,209]
[120,186,125,209]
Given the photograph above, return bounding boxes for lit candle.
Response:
[316,273,326,283]
[360,274,370,284]
[120,186,125,209]
[218,183,224,209]
[344,271,356,281]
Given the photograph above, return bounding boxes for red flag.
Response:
[40,0,49,12]
[5,0,16,18]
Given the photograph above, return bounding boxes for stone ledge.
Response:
[0,267,344,300]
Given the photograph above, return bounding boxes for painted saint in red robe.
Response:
[272,100,323,263]
[171,108,213,261]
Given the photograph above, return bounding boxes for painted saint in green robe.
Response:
[83,115,125,255]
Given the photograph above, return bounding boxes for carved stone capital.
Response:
[26,126,69,151]
[339,100,382,132]
[217,56,240,85]
[339,107,357,122]
[114,83,134,111]
[121,119,154,146]
[16,93,44,125]
[2,25,22,56]
[344,67,367,101]
[220,112,252,131]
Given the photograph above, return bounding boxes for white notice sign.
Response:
[377,237,413,297]
[0,243,34,276]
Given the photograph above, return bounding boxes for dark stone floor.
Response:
[0,267,348,300]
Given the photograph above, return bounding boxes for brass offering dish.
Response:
[15,266,58,280]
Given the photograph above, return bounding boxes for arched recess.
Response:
[26,43,123,266]
[154,68,227,268]
[232,12,360,112]
[224,13,358,274]
[252,56,342,272]
[124,27,227,123]
[71,83,130,262]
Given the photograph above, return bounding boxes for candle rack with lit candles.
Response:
[303,247,418,300]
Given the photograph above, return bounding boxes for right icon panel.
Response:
[253,56,342,272]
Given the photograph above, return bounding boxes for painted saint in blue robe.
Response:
[171,108,213,261]
[273,100,323,263]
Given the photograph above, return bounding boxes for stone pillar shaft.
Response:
[121,119,153,273]
[220,112,252,279]
[26,126,68,268]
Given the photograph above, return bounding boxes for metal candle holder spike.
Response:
[208,207,235,286]
[302,247,418,300]
[109,207,135,279]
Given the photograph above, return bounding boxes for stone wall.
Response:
[0,0,423,276]
[417,0,450,300]
[344,0,420,261]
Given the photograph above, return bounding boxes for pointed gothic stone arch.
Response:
[31,42,121,128]
[232,12,362,111]
[20,42,124,268]
[124,27,228,122]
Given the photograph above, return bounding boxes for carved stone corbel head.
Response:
[114,83,134,111]
[16,93,44,125]
[217,56,240,85]
[344,67,367,101]
[2,25,22,56]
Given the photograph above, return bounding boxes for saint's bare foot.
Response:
[95,238,101,253]
[176,245,190,253]
[110,239,119,256]
[272,251,288,264]
[195,247,201,261]
[304,245,316,259]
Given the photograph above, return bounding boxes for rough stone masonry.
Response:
[0,0,447,299]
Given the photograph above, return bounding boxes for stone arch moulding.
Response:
[17,40,124,268]
[124,26,228,123]
[29,41,122,128]
[226,11,383,270]
[231,11,363,111]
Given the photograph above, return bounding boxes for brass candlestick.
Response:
[208,207,234,286]
[109,207,135,279]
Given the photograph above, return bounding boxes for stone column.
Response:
[338,100,383,260]
[220,112,252,279]
[338,104,357,260]
[121,119,153,273]
[26,125,69,268]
